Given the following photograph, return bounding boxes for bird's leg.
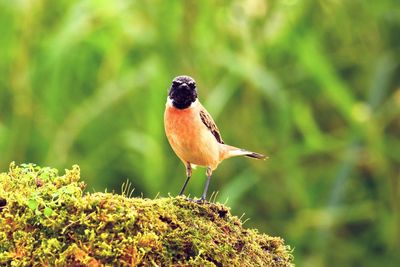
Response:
[179,163,192,196]
[200,167,212,201]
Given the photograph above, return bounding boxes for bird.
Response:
[164,75,267,201]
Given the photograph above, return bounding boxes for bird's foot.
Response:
[177,194,194,202]
[195,196,208,204]
[177,194,208,204]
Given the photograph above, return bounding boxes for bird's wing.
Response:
[199,107,224,144]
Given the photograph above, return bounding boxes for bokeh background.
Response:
[1,0,399,266]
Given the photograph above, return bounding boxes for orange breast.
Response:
[164,103,221,169]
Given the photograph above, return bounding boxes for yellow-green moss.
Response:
[0,163,294,266]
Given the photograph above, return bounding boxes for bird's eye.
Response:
[172,81,181,86]
[188,82,195,88]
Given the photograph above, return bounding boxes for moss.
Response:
[0,163,294,266]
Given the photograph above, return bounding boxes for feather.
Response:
[199,108,224,144]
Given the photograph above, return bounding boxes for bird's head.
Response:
[168,75,198,109]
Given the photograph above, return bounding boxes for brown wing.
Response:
[199,108,224,144]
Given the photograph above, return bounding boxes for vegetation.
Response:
[0,163,293,266]
[0,1,399,266]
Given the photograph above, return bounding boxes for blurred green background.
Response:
[1,0,399,266]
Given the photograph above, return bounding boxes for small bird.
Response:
[164,75,267,201]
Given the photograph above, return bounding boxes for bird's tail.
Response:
[243,151,268,160]
[223,145,268,160]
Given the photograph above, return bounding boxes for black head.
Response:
[168,75,198,109]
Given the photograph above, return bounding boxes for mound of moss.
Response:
[0,163,293,266]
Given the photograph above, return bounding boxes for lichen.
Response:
[0,163,294,266]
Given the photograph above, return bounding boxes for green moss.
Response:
[0,163,294,266]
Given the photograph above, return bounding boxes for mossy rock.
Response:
[0,163,294,266]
